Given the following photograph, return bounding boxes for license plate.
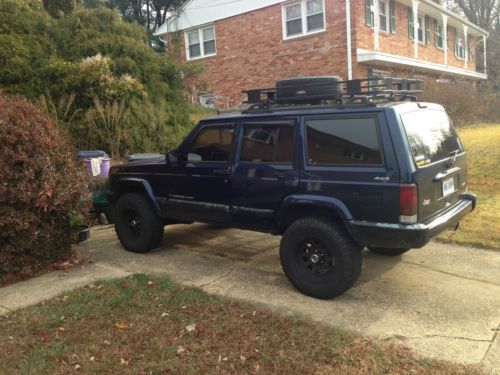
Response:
[442,177,455,197]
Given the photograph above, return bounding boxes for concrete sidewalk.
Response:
[0,224,499,373]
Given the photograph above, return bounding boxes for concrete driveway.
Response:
[1,224,499,372]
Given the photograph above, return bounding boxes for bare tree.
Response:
[446,0,499,29]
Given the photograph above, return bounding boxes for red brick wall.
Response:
[353,1,476,69]
[169,0,480,107]
[170,0,349,107]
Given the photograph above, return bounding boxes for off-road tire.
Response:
[280,217,362,299]
[114,193,164,253]
[368,247,411,256]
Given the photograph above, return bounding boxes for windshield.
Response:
[401,109,463,167]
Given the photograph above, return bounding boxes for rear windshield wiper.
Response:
[447,150,460,167]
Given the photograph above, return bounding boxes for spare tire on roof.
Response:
[276,76,342,102]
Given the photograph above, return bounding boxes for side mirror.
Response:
[166,150,180,165]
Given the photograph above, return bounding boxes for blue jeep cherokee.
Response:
[108,77,476,299]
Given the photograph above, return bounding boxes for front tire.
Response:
[280,217,362,299]
[368,247,411,256]
[114,193,164,253]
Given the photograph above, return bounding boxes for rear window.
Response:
[401,109,463,167]
[305,117,383,166]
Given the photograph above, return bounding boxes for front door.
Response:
[231,118,299,228]
[166,123,236,223]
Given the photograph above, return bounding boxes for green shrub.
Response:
[0,1,194,158]
[0,93,89,273]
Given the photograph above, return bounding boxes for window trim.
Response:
[416,14,425,43]
[409,11,430,44]
[378,0,389,32]
[434,19,444,49]
[183,123,235,164]
[239,121,295,165]
[366,0,396,34]
[303,115,385,168]
[281,0,326,41]
[184,24,217,61]
[454,29,466,60]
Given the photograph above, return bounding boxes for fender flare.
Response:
[273,194,353,231]
[111,178,162,216]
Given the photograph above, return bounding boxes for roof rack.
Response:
[242,77,423,112]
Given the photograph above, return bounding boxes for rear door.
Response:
[231,118,299,228]
[301,113,400,223]
[400,107,467,221]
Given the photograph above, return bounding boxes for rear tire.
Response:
[114,193,164,253]
[280,217,362,299]
[368,247,410,256]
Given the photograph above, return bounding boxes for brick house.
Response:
[155,0,489,108]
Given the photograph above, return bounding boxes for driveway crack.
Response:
[394,334,491,343]
[197,266,238,289]
[481,322,500,364]
[401,261,499,286]
[0,304,13,312]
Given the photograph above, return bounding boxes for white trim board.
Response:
[155,0,287,36]
[155,0,488,37]
[357,48,487,80]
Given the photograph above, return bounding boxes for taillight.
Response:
[400,184,418,224]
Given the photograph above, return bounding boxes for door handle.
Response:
[213,168,230,175]
[433,166,461,182]
[273,171,296,180]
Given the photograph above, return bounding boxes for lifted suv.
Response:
[108,77,476,299]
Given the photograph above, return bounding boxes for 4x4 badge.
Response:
[374,176,390,182]
[423,199,431,206]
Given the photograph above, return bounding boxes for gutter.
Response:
[417,0,489,37]
[154,0,193,36]
[345,0,353,80]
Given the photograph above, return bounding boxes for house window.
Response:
[455,30,466,59]
[417,14,424,42]
[435,20,444,48]
[408,10,430,44]
[379,0,388,31]
[366,0,396,34]
[282,0,325,39]
[185,25,216,60]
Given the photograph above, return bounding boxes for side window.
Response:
[186,125,234,162]
[240,124,294,164]
[306,117,383,166]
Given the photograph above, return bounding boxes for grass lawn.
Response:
[438,124,500,249]
[0,275,480,375]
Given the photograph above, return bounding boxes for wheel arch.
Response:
[111,178,162,217]
[273,195,353,235]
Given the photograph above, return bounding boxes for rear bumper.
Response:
[349,194,476,249]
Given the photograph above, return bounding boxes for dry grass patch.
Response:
[438,124,500,249]
[0,275,482,374]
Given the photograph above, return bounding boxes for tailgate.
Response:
[400,108,467,222]
[413,155,467,221]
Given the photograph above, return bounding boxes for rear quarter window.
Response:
[305,117,383,166]
[400,109,463,167]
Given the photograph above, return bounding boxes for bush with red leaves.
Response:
[0,93,89,273]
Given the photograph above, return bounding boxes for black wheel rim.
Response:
[124,209,142,237]
[299,238,335,276]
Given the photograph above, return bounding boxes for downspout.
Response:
[345,0,353,80]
